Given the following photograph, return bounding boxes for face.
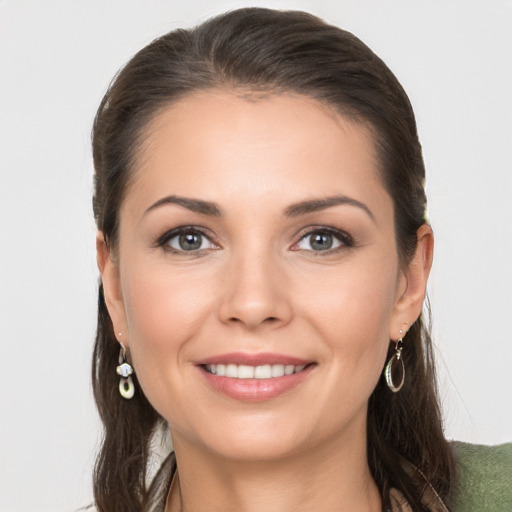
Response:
[101,91,425,462]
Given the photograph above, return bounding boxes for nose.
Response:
[217,251,293,331]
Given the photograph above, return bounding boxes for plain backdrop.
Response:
[1,1,511,511]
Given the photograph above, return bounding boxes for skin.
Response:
[98,91,433,512]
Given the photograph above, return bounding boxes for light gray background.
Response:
[1,1,511,511]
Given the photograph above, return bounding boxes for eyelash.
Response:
[291,227,354,254]
[156,226,218,254]
[156,226,354,254]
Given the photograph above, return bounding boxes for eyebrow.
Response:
[143,194,374,221]
[284,195,375,221]
[144,195,222,217]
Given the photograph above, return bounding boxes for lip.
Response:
[196,352,316,402]
[198,352,311,367]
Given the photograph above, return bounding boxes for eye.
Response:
[159,228,217,253]
[293,228,352,252]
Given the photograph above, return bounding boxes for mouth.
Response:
[197,353,316,401]
[203,363,308,379]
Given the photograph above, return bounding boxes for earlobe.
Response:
[96,231,128,340]
[390,224,434,338]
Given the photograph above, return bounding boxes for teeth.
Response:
[254,364,272,378]
[271,365,284,377]
[237,365,254,378]
[226,364,238,377]
[206,363,307,379]
[284,365,294,375]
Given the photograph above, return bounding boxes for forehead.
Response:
[125,91,389,217]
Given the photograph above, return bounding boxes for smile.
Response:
[198,354,316,401]
[204,363,306,379]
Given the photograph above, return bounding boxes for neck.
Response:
[166,429,381,512]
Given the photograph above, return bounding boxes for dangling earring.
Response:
[116,337,135,399]
[384,334,405,393]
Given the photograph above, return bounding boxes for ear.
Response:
[390,224,434,339]
[96,231,128,344]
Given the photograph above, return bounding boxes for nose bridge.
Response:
[218,241,292,329]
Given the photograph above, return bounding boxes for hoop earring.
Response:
[384,338,405,392]
[116,342,135,399]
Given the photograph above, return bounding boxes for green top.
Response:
[452,441,512,512]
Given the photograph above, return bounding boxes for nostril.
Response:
[227,315,279,325]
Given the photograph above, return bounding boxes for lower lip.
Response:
[199,365,315,402]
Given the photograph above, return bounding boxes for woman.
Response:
[90,7,504,512]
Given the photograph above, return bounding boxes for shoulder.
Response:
[452,441,512,512]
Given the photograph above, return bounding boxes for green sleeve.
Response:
[452,441,512,512]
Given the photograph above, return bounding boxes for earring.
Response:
[384,337,405,393]
[116,340,135,399]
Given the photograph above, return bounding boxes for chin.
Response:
[207,433,310,463]
[171,410,317,463]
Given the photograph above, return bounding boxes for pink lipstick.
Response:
[197,352,316,401]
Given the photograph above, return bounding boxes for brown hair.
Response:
[92,8,456,511]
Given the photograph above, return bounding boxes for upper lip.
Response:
[197,352,313,367]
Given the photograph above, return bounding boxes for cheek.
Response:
[119,265,213,393]
[302,256,398,388]
[305,255,398,334]
[123,261,212,335]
